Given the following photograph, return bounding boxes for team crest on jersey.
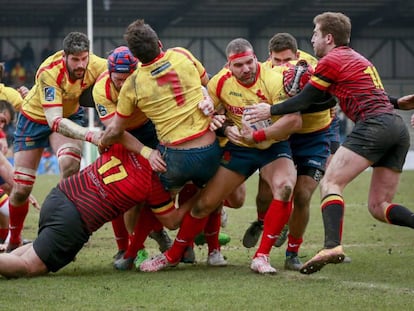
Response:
[97,104,108,116]
[44,87,56,102]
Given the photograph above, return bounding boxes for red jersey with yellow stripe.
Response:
[208,64,286,149]
[21,50,106,124]
[116,47,209,145]
[59,143,173,233]
[93,70,148,130]
[0,83,23,110]
[310,46,393,122]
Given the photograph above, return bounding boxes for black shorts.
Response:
[342,113,409,172]
[33,187,90,273]
[128,120,159,149]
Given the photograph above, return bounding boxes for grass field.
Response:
[1,170,414,311]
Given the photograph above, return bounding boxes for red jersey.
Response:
[309,46,393,122]
[58,144,173,233]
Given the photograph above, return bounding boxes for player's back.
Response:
[133,48,210,145]
[58,144,169,232]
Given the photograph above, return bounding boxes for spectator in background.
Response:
[10,61,26,87]
[41,44,53,61]
[3,52,21,85]
[21,42,35,73]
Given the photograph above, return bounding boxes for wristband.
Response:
[140,146,153,159]
[252,129,266,143]
[85,131,94,143]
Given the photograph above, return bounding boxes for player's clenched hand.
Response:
[240,121,254,144]
[17,86,30,98]
[411,114,414,128]
[148,149,167,173]
[226,125,243,145]
[209,114,226,131]
[90,131,104,146]
[198,95,214,116]
[243,103,271,123]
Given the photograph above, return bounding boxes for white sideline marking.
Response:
[311,276,414,294]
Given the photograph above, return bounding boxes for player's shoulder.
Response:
[210,67,232,82]
[88,54,107,73]
[169,47,193,56]
[0,83,20,98]
[95,70,110,85]
[36,51,65,77]
[261,59,273,70]
[168,47,200,63]
[260,62,283,79]
[297,49,318,67]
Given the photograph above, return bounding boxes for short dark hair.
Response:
[124,19,160,64]
[0,100,15,123]
[313,12,351,46]
[268,33,298,53]
[62,32,90,55]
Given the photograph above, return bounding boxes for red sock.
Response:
[0,228,8,242]
[151,214,164,232]
[8,201,29,245]
[125,206,156,258]
[255,199,292,257]
[286,233,303,254]
[204,209,221,254]
[111,214,129,251]
[166,212,208,263]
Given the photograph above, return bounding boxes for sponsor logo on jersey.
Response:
[44,87,55,102]
[97,104,108,116]
[229,91,242,97]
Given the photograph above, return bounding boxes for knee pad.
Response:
[57,143,82,163]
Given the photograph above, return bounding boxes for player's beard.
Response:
[239,70,256,85]
[67,64,86,81]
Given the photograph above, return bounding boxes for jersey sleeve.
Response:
[37,70,64,109]
[93,72,117,121]
[88,54,108,81]
[171,47,207,80]
[309,57,337,91]
[1,86,23,110]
